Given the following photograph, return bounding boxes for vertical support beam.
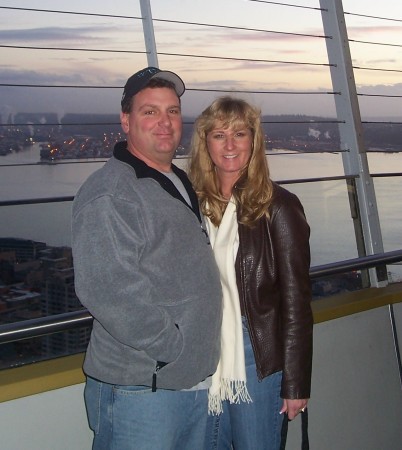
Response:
[320,0,386,287]
[140,0,159,67]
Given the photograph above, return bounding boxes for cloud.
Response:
[347,25,402,39]
[0,23,140,47]
[212,30,320,43]
[364,58,397,65]
[156,26,322,56]
[357,82,402,94]
[0,65,131,87]
[0,68,88,84]
[0,25,113,42]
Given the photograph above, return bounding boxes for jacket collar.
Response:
[113,141,201,222]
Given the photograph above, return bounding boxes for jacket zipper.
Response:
[152,361,167,392]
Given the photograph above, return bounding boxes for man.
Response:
[72,67,222,450]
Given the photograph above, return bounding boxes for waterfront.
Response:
[0,144,401,277]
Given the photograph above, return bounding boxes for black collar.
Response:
[113,141,201,222]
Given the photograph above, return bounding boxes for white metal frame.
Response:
[140,0,159,67]
[320,0,385,286]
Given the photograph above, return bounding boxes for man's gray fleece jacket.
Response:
[72,142,222,390]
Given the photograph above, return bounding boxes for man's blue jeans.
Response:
[206,319,284,450]
[84,376,209,450]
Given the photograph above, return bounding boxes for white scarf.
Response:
[206,199,252,415]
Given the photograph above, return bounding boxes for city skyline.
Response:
[0,0,401,119]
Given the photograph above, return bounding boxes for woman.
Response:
[189,96,313,450]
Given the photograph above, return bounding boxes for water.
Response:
[0,144,401,278]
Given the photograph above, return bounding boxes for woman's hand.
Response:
[280,398,308,420]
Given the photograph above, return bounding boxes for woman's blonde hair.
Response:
[188,96,274,227]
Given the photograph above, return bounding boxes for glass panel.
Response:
[0,1,146,125]
[151,0,334,118]
[284,180,358,266]
[0,222,90,369]
[284,180,366,299]
[373,176,402,283]
[368,153,402,282]
[0,331,91,370]
[0,144,104,202]
[0,203,73,247]
[268,151,345,180]
[367,152,402,175]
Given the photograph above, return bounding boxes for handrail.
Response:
[0,310,92,345]
[0,249,401,345]
[0,196,75,207]
[309,249,402,277]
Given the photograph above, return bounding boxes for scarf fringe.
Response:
[208,379,253,415]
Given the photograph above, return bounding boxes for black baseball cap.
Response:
[121,67,185,108]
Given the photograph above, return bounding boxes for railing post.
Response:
[140,0,159,67]
[319,0,386,287]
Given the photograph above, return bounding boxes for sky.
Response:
[0,0,401,120]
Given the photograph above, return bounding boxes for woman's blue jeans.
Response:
[206,319,284,450]
[84,376,209,450]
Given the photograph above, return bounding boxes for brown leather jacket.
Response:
[235,183,313,399]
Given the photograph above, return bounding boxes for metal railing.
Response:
[0,249,401,345]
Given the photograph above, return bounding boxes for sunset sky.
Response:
[0,0,401,119]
